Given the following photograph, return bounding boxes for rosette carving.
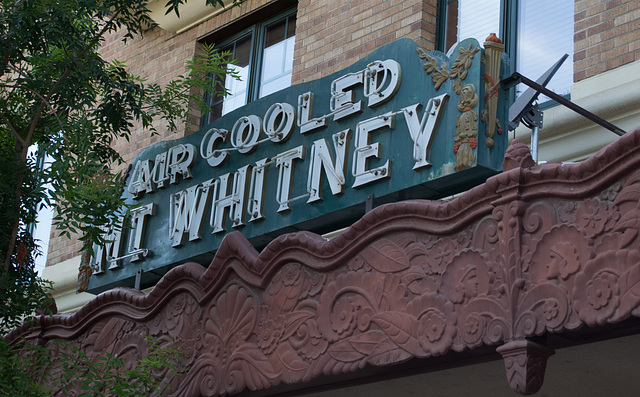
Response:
[573,250,640,326]
[407,293,457,356]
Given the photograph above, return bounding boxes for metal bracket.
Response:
[522,104,543,130]
[503,72,626,137]
[366,194,374,213]
[523,104,543,162]
[134,269,143,290]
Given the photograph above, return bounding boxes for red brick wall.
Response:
[574,0,640,82]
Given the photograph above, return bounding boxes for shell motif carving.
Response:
[8,127,640,396]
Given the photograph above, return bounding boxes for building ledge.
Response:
[147,0,234,33]
[42,256,94,314]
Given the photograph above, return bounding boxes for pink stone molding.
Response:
[9,127,640,395]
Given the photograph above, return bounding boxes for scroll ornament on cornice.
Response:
[8,128,640,396]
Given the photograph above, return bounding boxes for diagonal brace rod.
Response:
[502,73,626,137]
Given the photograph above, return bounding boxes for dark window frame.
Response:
[437,0,519,76]
[437,0,573,106]
[201,7,297,125]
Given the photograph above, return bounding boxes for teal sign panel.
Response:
[88,38,509,293]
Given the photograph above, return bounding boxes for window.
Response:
[203,10,297,124]
[27,145,53,275]
[440,0,573,99]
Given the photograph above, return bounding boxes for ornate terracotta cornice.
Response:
[9,127,640,395]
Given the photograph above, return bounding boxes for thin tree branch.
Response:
[38,8,123,118]
[0,83,65,133]
[0,50,9,80]
[80,9,123,61]
[0,111,26,147]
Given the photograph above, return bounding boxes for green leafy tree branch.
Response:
[0,7,242,396]
[0,0,239,324]
[1,0,241,394]
[1,336,187,396]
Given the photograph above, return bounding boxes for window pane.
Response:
[265,18,287,48]
[259,15,296,98]
[222,34,252,114]
[449,0,500,53]
[222,63,249,114]
[517,0,573,98]
[207,33,252,123]
[204,12,297,124]
[260,74,292,98]
[262,41,286,82]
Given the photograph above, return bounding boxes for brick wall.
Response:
[293,0,437,83]
[574,0,640,82]
[105,29,200,165]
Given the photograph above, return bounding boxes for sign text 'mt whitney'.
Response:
[89,38,506,293]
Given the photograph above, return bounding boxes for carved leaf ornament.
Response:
[417,43,479,94]
[8,127,640,395]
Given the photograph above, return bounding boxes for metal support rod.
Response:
[107,248,148,263]
[531,126,539,162]
[503,73,626,137]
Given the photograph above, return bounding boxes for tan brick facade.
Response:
[292,0,437,83]
[574,0,640,82]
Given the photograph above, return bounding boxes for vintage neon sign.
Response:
[88,38,508,293]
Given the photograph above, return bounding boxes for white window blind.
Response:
[517,0,573,97]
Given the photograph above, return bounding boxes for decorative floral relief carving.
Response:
[175,282,280,397]
[417,42,479,92]
[572,250,640,327]
[575,198,610,238]
[426,237,458,275]
[9,127,640,396]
